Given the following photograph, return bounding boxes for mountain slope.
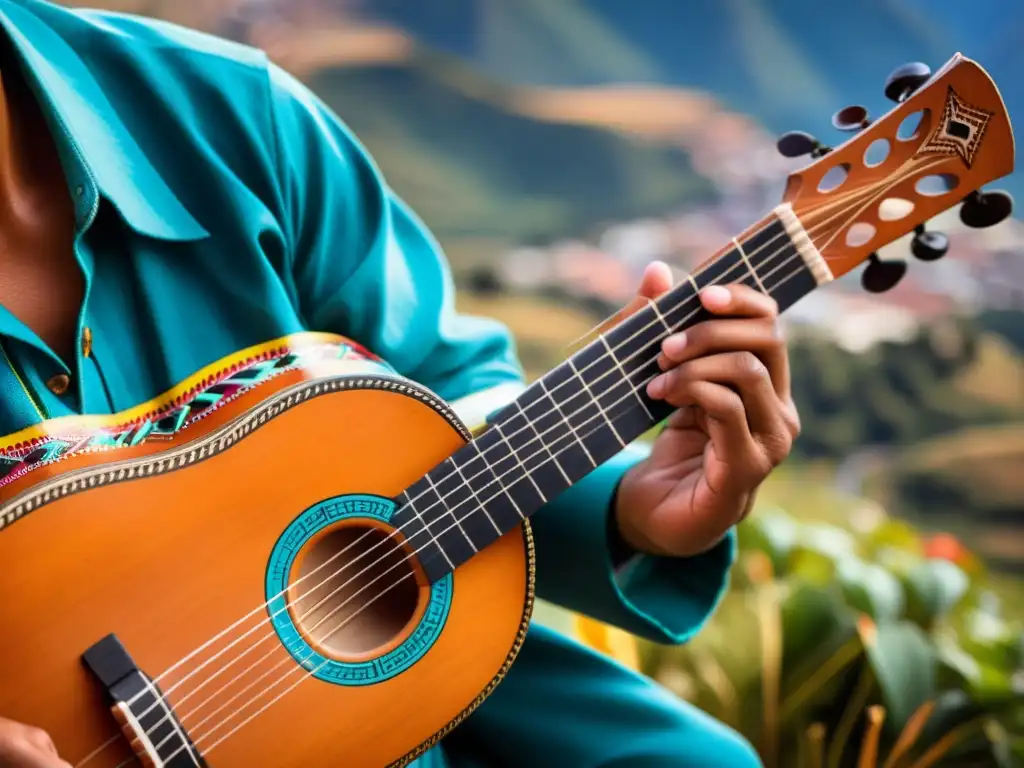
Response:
[363,0,1023,203]
[302,48,717,245]
[59,1,720,250]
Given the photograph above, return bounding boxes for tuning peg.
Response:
[884,62,932,103]
[861,253,907,293]
[832,105,871,132]
[910,224,949,262]
[776,131,832,158]
[960,190,1014,228]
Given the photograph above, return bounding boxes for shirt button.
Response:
[81,327,93,358]
[46,373,71,396]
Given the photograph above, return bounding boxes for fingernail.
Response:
[647,375,665,399]
[662,332,687,359]
[701,285,731,308]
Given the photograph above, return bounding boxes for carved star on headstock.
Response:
[919,86,993,168]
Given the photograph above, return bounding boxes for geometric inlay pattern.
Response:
[918,86,993,169]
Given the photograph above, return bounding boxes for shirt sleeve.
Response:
[265,63,735,645]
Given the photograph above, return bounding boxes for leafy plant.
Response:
[642,510,1024,767]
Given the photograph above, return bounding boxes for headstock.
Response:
[776,54,1015,293]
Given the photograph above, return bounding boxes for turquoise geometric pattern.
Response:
[265,494,453,686]
[0,337,392,490]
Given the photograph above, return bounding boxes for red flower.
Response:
[924,532,966,563]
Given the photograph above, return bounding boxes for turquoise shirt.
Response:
[0,1,737,764]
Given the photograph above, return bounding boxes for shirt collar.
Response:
[0,0,208,241]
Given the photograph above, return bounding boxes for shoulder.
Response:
[30,1,269,73]
[23,2,280,143]
[21,2,334,192]
[13,1,380,236]
[34,3,362,162]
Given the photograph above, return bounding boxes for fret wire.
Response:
[605,308,666,368]
[446,456,502,535]
[452,255,800,548]
[398,491,454,570]
[470,439,526,520]
[595,355,669,431]
[685,271,700,294]
[460,358,659,555]
[649,269,706,329]
[599,334,655,421]
[539,421,587,466]
[652,281,693,322]
[538,377,597,467]
[659,293,709,339]
[543,358,623,469]
[510,385,593,487]
[646,296,673,335]
[422,473,478,553]
[491,421,548,503]
[651,217,787,322]
[406,226,820,580]
[515,400,572,485]
[522,353,663,504]
[447,436,526,536]
[733,237,768,294]
[597,233,795,403]
[566,358,626,448]
[593,361,649,410]
[472,220,796,488]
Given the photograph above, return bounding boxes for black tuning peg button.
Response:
[832,105,871,132]
[776,131,832,159]
[910,225,949,262]
[960,190,1014,228]
[861,253,907,294]
[884,62,932,103]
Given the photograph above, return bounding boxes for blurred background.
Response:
[62,1,1024,764]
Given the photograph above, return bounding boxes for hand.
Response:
[0,718,70,768]
[614,262,800,558]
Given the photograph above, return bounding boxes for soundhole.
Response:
[289,524,422,659]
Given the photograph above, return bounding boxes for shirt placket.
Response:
[0,173,105,428]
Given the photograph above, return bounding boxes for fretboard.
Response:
[392,203,832,583]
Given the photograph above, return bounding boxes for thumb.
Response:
[569,261,677,353]
[617,261,676,322]
[636,260,674,302]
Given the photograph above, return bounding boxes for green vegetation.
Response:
[870,426,1024,574]
[788,316,1023,461]
[978,310,1024,356]
[642,505,1024,767]
[784,310,1024,573]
